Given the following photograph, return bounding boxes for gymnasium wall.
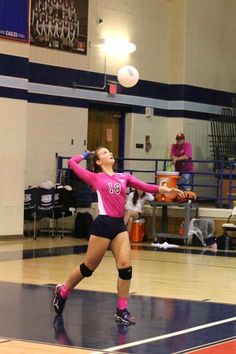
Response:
[0,40,28,235]
[0,0,236,235]
[0,98,27,235]
[28,0,174,80]
[185,0,236,91]
[25,104,88,186]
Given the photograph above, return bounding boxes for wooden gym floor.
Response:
[0,236,235,353]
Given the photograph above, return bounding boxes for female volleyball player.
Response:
[53,147,184,325]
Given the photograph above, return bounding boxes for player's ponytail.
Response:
[91,147,103,173]
[132,189,139,205]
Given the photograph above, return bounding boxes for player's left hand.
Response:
[168,188,185,197]
[175,190,197,203]
[81,150,92,159]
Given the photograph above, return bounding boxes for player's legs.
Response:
[111,231,131,297]
[66,235,111,288]
[111,231,135,324]
[179,173,191,190]
[54,235,110,314]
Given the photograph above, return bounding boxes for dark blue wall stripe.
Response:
[126,79,170,100]
[184,85,234,106]
[87,101,132,113]
[0,89,219,120]
[28,93,89,108]
[182,110,219,120]
[29,62,109,89]
[28,62,184,102]
[28,61,235,107]
[28,92,147,113]
[0,86,27,100]
[0,54,235,117]
[0,53,28,79]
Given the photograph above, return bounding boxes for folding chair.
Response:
[220,207,236,249]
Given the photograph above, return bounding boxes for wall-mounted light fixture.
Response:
[103,38,136,56]
[73,37,136,90]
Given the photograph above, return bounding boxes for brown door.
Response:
[87,108,121,158]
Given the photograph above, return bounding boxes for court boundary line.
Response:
[103,316,236,352]
[173,336,236,353]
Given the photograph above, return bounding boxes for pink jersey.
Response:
[68,155,159,218]
[171,141,193,172]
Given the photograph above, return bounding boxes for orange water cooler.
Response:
[156,171,180,202]
[129,219,145,243]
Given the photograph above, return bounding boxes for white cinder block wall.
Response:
[0,98,27,235]
[25,104,88,187]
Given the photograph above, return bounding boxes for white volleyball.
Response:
[117,65,139,88]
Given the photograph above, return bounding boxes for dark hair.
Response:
[132,189,146,205]
[91,147,103,173]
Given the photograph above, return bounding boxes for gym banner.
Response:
[30,0,89,54]
[0,0,29,42]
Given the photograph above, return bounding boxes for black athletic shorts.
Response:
[90,215,127,240]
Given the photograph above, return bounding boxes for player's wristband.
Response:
[81,151,92,159]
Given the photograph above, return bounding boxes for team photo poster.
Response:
[30,0,88,54]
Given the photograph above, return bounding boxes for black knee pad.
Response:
[80,262,93,277]
[118,266,132,280]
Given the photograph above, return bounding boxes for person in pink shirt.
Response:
[170,133,194,190]
[53,147,184,325]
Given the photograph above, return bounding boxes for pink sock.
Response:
[60,284,72,299]
[118,297,128,310]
